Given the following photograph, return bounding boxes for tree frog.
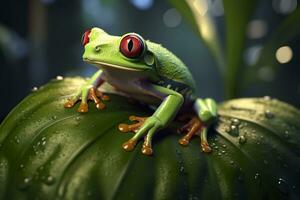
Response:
[64,28,217,156]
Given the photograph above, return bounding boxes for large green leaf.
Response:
[0,77,300,199]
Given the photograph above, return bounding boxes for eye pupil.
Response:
[128,39,133,52]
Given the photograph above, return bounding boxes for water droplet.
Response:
[42,137,46,141]
[238,135,247,144]
[263,96,271,100]
[179,166,185,173]
[230,125,239,135]
[20,164,24,169]
[75,116,81,121]
[230,160,234,165]
[45,176,55,185]
[277,178,289,195]
[56,75,64,80]
[254,173,260,180]
[222,144,227,148]
[265,110,274,119]
[18,177,32,190]
[51,116,57,120]
[31,87,38,92]
[42,141,46,146]
[231,119,240,126]
[263,160,268,165]
[284,130,289,138]
[221,150,226,154]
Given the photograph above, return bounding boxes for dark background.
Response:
[0,0,299,122]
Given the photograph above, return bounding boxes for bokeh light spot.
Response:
[163,8,182,28]
[276,46,293,64]
[272,0,297,14]
[130,0,153,10]
[244,46,262,65]
[258,66,275,82]
[247,20,268,39]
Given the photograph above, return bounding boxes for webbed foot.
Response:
[119,116,163,156]
[178,116,212,153]
[118,116,147,133]
[64,87,109,113]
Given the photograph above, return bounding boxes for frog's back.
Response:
[147,41,196,94]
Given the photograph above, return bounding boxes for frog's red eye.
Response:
[82,29,91,46]
[120,34,144,58]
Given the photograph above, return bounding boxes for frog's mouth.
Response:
[84,58,145,71]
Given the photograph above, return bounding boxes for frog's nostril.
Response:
[95,45,101,52]
[82,29,91,46]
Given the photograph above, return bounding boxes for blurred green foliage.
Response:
[168,0,300,99]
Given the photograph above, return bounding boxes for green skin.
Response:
[66,27,217,155]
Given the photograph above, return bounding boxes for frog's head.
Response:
[82,27,156,73]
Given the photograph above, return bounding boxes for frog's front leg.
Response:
[120,83,184,156]
[64,70,109,113]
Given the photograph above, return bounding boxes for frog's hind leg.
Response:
[178,116,202,146]
[178,98,217,153]
[177,116,211,153]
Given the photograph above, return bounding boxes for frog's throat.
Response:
[83,58,145,72]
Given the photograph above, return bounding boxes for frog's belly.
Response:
[102,69,161,105]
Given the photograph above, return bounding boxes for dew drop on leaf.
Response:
[18,177,32,190]
[238,135,247,144]
[263,96,271,100]
[45,176,55,185]
[277,178,289,195]
[56,75,64,80]
[284,130,289,138]
[179,166,184,171]
[254,173,260,180]
[265,110,274,119]
[231,119,240,126]
[31,87,39,92]
[51,116,57,120]
[75,116,81,121]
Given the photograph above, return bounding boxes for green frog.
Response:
[64,27,217,156]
